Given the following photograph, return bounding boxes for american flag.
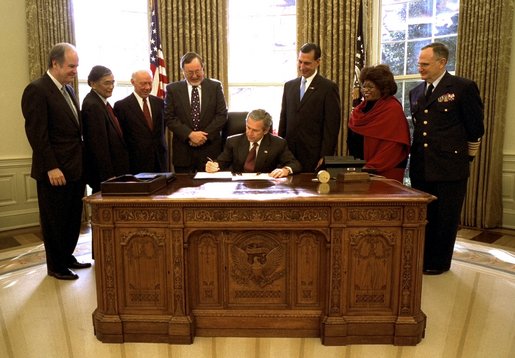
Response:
[150,0,168,98]
[353,0,365,108]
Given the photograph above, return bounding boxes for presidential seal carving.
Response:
[230,234,285,288]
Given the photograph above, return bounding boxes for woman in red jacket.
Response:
[349,64,410,182]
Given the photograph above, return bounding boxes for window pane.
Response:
[73,0,148,103]
[228,0,296,121]
[229,86,284,132]
[435,0,459,36]
[228,0,296,83]
[382,3,407,42]
[381,42,406,75]
[408,22,432,40]
[409,0,434,18]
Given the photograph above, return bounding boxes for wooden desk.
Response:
[85,174,434,345]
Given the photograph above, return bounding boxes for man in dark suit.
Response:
[409,42,485,275]
[21,42,91,280]
[165,52,228,173]
[114,69,168,174]
[82,65,130,193]
[278,43,341,172]
[206,109,301,177]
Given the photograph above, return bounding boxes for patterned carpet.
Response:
[0,227,91,275]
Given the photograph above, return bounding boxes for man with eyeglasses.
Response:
[409,42,485,275]
[165,52,228,173]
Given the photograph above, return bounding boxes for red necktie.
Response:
[191,86,200,130]
[143,97,153,130]
[243,142,258,172]
[106,103,123,138]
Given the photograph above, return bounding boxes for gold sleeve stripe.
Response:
[468,141,481,157]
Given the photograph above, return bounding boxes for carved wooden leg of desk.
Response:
[320,205,426,345]
[91,206,194,344]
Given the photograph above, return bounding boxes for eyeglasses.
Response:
[184,69,203,77]
[100,80,115,87]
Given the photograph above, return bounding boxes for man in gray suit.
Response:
[165,52,228,173]
[21,42,90,280]
[278,43,341,172]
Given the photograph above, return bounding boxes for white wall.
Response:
[0,0,39,230]
[0,0,31,160]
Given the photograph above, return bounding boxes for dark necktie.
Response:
[425,83,434,100]
[243,142,258,172]
[142,97,153,130]
[106,103,123,138]
[191,86,200,130]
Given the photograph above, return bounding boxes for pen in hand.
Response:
[205,157,219,173]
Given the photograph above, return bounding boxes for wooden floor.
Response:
[0,226,514,358]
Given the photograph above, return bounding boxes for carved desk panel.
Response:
[85,174,433,345]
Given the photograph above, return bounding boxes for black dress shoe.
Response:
[423,268,448,275]
[48,268,79,280]
[68,261,92,269]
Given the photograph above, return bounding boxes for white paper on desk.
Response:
[194,171,233,179]
[231,173,277,181]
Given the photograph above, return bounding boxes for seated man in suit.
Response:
[206,109,302,178]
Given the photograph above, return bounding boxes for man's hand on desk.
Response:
[269,167,290,178]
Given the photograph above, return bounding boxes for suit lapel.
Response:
[62,84,81,128]
[199,79,212,126]
[293,77,302,108]
[238,135,251,166]
[427,72,452,105]
[148,96,159,133]
[177,81,192,124]
[412,82,426,113]
[298,74,319,109]
[254,134,270,171]
[95,92,124,142]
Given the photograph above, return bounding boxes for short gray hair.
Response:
[247,109,273,130]
[47,43,76,69]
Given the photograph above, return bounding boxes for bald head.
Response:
[131,69,153,98]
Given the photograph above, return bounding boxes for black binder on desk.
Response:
[323,156,366,178]
[100,172,174,195]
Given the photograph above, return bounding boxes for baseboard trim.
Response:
[0,210,40,231]
[0,158,39,232]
